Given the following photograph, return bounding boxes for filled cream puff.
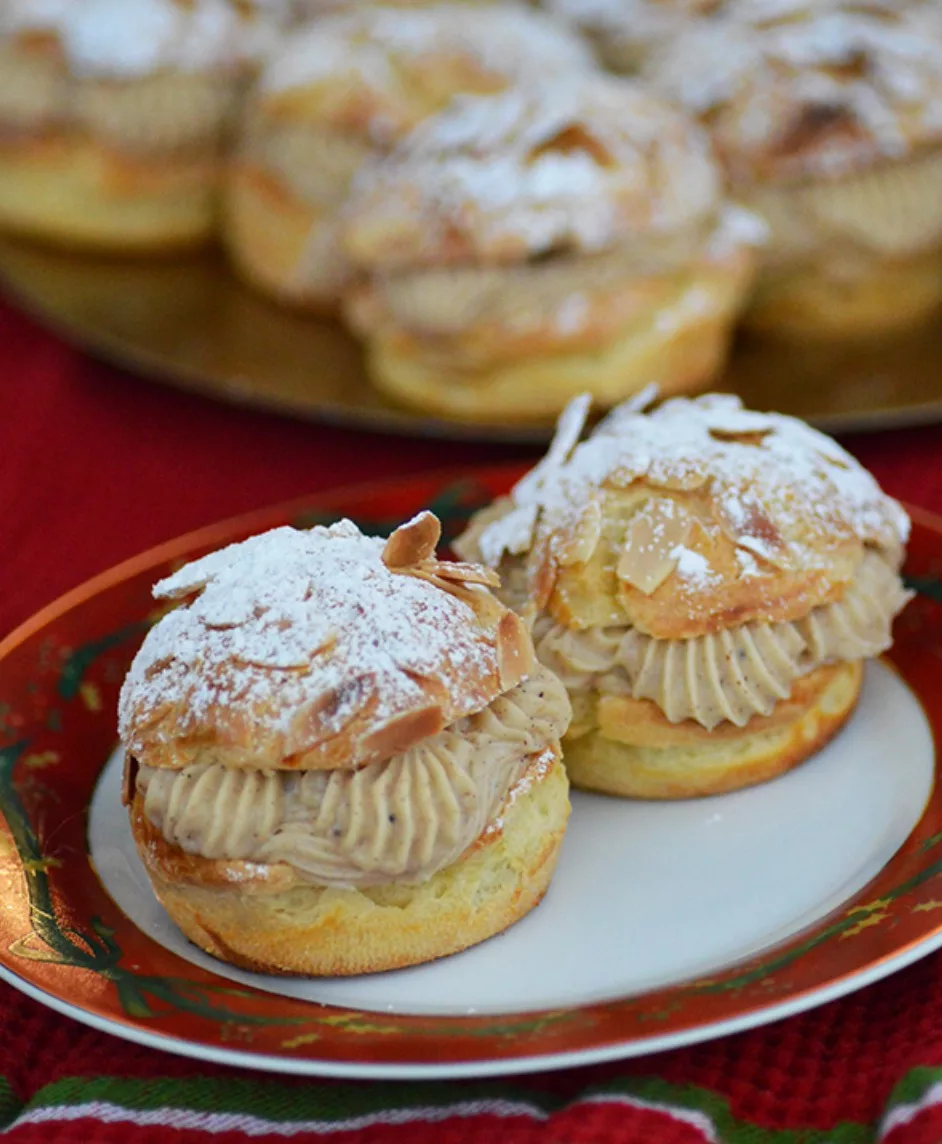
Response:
[341,77,763,421]
[223,4,595,311]
[0,0,268,252]
[119,511,571,975]
[649,2,942,338]
[455,393,911,798]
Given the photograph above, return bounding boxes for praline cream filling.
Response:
[136,667,569,888]
[535,550,909,730]
[352,207,757,355]
[744,150,942,270]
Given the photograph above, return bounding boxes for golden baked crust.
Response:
[223,163,349,313]
[342,77,725,271]
[357,264,746,420]
[130,747,570,975]
[119,512,537,773]
[0,133,218,250]
[563,659,862,797]
[650,4,942,187]
[456,394,909,640]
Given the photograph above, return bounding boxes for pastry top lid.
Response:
[342,75,728,270]
[0,0,71,36]
[254,4,594,142]
[543,0,721,66]
[455,392,909,640]
[54,0,250,77]
[119,513,535,773]
[649,3,942,185]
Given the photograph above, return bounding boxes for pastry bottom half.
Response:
[562,660,863,799]
[223,165,348,315]
[0,133,217,252]
[743,253,942,340]
[360,269,743,422]
[130,748,569,977]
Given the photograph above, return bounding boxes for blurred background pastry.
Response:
[456,393,911,798]
[342,77,763,421]
[119,511,572,975]
[649,2,942,338]
[0,0,274,252]
[223,4,594,312]
[540,0,722,75]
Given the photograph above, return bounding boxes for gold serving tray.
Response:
[3,234,942,441]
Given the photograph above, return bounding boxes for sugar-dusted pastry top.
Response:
[135,666,569,886]
[119,512,536,772]
[0,0,71,36]
[256,5,594,141]
[542,0,721,71]
[454,393,910,641]
[53,0,253,77]
[342,76,725,270]
[649,4,942,185]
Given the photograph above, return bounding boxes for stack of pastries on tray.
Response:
[2,0,942,420]
[120,390,912,972]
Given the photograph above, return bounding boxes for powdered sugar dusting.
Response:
[476,392,909,581]
[58,0,248,76]
[261,5,593,102]
[671,544,715,585]
[119,521,499,763]
[650,5,942,180]
[346,77,722,264]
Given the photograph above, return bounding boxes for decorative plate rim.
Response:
[2,464,942,1079]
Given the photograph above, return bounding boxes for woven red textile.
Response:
[3,296,942,1141]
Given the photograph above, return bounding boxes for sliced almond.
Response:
[497,610,537,690]
[557,497,602,567]
[715,493,790,569]
[421,560,502,587]
[616,499,692,595]
[382,511,441,568]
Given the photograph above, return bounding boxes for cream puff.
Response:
[119,512,572,975]
[541,0,722,75]
[455,393,911,799]
[341,77,763,422]
[0,0,263,252]
[223,4,595,311]
[649,2,942,337]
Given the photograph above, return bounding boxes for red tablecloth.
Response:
[5,297,942,1143]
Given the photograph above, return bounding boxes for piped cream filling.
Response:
[535,550,909,730]
[136,666,570,888]
[745,150,942,271]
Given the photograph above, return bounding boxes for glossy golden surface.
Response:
[2,235,942,440]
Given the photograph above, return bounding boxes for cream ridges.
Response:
[455,393,911,737]
[224,4,595,309]
[535,549,909,730]
[137,666,569,886]
[648,4,942,335]
[342,77,763,419]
